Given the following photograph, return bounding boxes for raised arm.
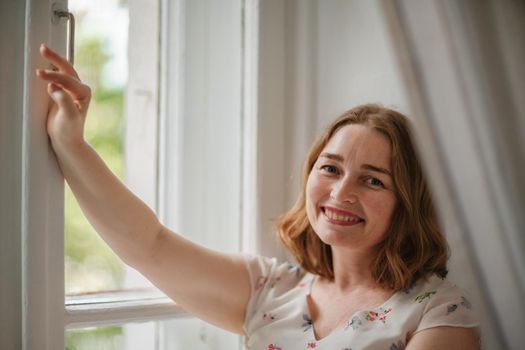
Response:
[36,44,250,334]
[405,327,480,350]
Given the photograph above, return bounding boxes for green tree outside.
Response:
[65,7,127,348]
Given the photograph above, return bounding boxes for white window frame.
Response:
[1,0,69,348]
[0,0,33,348]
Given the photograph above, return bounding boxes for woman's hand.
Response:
[35,44,91,149]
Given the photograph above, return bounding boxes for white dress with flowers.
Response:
[242,255,478,350]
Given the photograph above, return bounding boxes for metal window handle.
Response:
[53,10,75,64]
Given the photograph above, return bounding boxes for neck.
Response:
[325,246,383,293]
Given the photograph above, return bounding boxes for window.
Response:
[65,0,244,348]
[3,0,248,348]
[65,0,130,296]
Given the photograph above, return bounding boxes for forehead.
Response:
[321,124,392,168]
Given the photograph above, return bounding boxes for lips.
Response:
[322,206,364,226]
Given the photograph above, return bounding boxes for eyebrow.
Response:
[319,152,392,177]
[362,164,392,177]
[319,152,344,162]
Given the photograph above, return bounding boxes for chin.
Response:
[314,228,352,246]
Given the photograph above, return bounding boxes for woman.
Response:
[36,44,479,349]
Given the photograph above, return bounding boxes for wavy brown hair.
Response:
[277,104,448,291]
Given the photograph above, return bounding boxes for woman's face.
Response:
[306,124,397,251]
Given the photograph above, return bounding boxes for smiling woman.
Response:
[264,104,477,348]
[278,105,448,291]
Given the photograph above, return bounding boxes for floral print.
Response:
[365,307,392,323]
[243,256,478,350]
[287,263,302,278]
[389,342,401,350]
[302,314,313,332]
[256,276,268,290]
[447,304,458,315]
[415,291,436,303]
[344,315,362,331]
[263,313,277,322]
[256,262,302,292]
[268,344,282,350]
[447,296,472,315]
[461,296,472,309]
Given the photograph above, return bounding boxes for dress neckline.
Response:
[302,273,400,342]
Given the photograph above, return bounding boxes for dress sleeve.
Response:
[241,254,302,335]
[414,283,479,334]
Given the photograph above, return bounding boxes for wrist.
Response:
[50,136,89,158]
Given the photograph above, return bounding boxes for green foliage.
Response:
[64,33,125,293]
[65,326,123,350]
[75,37,110,91]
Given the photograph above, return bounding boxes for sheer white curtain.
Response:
[383,0,525,348]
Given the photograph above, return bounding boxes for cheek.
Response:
[305,174,325,218]
[368,193,397,223]
[305,176,316,218]
[306,173,329,200]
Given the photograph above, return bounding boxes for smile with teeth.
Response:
[323,207,364,225]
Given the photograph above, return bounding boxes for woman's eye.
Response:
[365,177,384,188]
[320,165,338,174]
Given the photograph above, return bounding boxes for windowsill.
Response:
[66,287,167,305]
[65,288,188,329]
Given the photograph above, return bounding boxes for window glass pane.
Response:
[161,0,242,255]
[159,318,240,350]
[65,0,132,295]
[65,319,240,350]
[66,322,156,350]
[66,325,124,350]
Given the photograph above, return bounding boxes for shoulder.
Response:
[405,326,480,350]
[242,255,309,335]
[242,254,308,307]
[398,274,479,335]
[243,254,305,290]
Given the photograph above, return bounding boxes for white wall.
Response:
[315,1,409,125]
[281,0,409,208]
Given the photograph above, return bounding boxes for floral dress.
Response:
[242,255,478,350]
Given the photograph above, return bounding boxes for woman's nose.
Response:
[330,178,358,204]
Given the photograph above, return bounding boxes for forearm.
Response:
[55,140,161,266]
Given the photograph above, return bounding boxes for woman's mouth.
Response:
[322,206,364,226]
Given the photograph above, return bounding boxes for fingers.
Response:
[36,69,91,104]
[47,83,78,114]
[39,44,80,79]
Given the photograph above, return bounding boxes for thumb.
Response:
[47,82,77,114]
